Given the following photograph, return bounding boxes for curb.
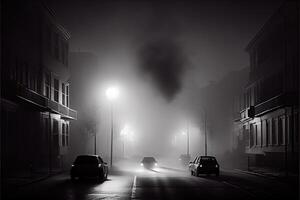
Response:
[233,169,277,179]
[233,169,298,186]
[16,171,66,187]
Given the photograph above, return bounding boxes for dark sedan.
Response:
[70,155,108,181]
[140,157,158,169]
[189,156,219,177]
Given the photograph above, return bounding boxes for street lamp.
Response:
[182,129,189,156]
[106,87,119,101]
[120,124,129,158]
[106,86,119,168]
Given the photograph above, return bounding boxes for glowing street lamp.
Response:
[106,86,119,168]
[120,124,132,158]
[106,86,119,101]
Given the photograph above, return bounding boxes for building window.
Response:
[256,123,261,147]
[267,119,271,146]
[66,85,69,107]
[262,120,267,146]
[250,123,254,147]
[66,124,69,146]
[62,83,66,105]
[295,113,299,144]
[53,119,59,148]
[244,126,249,148]
[53,119,59,134]
[278,116,284,145]
[45,72,51,98]
[62,123,65,146]
[54,78,59,102]
[272,118,278,145]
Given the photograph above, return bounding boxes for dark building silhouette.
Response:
[1,0,77,185]
[237,1,299,172]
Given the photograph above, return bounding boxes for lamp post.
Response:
[204,111,207,156]
[181,130,189,156]
[106,86,119,168]
[120,125,128,158]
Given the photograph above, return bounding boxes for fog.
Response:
[54,0,285,166]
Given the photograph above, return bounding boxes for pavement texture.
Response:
[3,165,299,200]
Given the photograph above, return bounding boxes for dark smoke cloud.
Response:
[138,39,186,101]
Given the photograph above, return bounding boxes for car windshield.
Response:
[200,157,217,164]
[142,157,156,163]
[75,156,98,164]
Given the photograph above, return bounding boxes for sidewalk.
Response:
[234,167,298,185]
[2,170,66,200]
[4,169,65,187]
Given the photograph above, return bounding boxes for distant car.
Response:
[179,154,191,166]
[189,156,219,177]
[140,157,158,169]
[70,155,108,181]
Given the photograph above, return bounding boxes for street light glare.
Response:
[106,86,119,100]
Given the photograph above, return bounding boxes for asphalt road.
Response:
[6,166,298,200]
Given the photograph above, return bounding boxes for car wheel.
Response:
[104,171,108,180]
[191,170,193,176]
[97,173,104,182]
[216,171,220,177]
[196,170,200,177]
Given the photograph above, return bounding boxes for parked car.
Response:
[70,155,108,181]
[140,157,158,169]
[179,154,191,167]
[189,156,219,177]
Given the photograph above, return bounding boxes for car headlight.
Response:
[98,164,102,168]
[199,164,202,167]
[140,163,144,166]
[71,164,75,167]
[215,164,218,168]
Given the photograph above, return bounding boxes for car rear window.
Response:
[200,157,217,164]
[75,156,98,164]
[142,157,156,162]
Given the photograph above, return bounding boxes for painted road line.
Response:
[131,175,137,199]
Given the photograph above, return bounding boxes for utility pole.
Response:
[94,128,97,155]
[204,111,207,156]
[187,121,190,156]
[110,103,114,168]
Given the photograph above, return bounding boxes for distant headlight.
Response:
[199,164,203,167]
[215,164,218,168]
[140,163,144,166]
[155,163,158,166]
[98,164,102,168]
[71,164,75,167]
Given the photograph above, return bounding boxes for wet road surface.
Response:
[6,166,298,200]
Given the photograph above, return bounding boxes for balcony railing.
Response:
[4,81,77,120]
[16,83,48,109]
[254,94,285,117]
[48,100,77,120]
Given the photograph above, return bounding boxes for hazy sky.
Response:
[48,0,284,157]
[48,0,283,90]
